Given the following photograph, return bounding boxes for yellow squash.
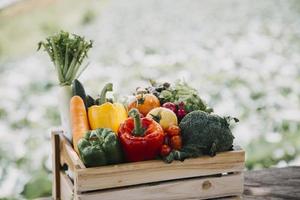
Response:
[88,83,127,133]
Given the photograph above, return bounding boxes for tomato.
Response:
[128,94,160,116]
[170,135,182,150]
[160,144,172,157]
[166,125,180,137]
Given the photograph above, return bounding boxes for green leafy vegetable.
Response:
[146,80,213,113]
[165,110,235,162]
[38,31,93,86]
[172,81,210,113]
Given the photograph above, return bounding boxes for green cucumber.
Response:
[72,79,87,108]
[86,95,95,108]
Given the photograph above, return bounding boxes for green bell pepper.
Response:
[77,128,123,167]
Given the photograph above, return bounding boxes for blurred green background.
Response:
[0,0,300,199]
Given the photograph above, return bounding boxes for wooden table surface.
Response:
[244,166,300,199]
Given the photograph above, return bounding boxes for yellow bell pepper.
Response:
[88,83,127,133]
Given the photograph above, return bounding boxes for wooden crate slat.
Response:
[60,172,74,200]
[77,149,244,175]
[75,173,243,200]
[58,132,85,170]
[75,150,244,192]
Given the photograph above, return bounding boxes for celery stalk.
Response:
[38,31,93,141]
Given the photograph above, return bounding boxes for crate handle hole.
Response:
[202,180,212,190]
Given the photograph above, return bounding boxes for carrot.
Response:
[70,95,90,154]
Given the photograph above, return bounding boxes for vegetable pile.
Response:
[69,79,237,167]
[136,80,213,121]
[40,31,238,168]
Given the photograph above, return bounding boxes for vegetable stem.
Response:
[150,111,162,123]
[38,31,93,86]
[65,43,81,82]
[99,83,113,105]
[129,108,145,137]
[63,44,69,75]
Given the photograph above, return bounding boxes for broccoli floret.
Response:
[166,111,235,162]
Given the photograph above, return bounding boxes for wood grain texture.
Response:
[75,173,243,200]
[59,133,85,170]
[244,166,300,200]
[48,166,300,200]
[75,149,245,192]
[60,172,74,200]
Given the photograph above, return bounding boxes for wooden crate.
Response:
[51,131,245,200]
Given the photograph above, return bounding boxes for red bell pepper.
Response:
[118,108,164,162]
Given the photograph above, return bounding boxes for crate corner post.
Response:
[51,131,61,200]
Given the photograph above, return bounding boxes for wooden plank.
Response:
[75,173,243,200]
[76,149,245,192]
[51,132,61,200]
[59,133,85,171]
[244,166,300,199]
[60,172,74,200]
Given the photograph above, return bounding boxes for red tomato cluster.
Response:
[160,125,182,157]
